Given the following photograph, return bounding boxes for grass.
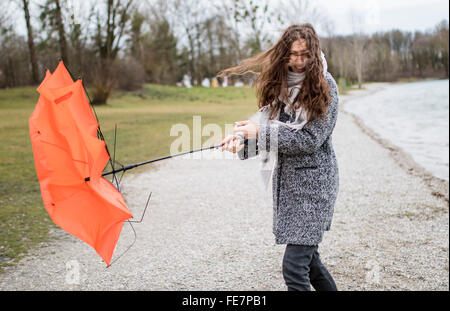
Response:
[0,84,257,272]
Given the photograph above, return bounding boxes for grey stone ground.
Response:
[0,84,448,290]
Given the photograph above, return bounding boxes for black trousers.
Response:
[282,244,337,291]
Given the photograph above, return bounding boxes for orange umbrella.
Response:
[29,61,132,266]
[29,62,240,266]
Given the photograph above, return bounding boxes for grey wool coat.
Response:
[238,72,339,246]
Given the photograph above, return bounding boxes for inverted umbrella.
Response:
[29,61,243,266]
[29,61,132,266]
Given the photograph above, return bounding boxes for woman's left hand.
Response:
[233,120,259,139]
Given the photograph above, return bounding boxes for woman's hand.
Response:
[219,134,244,153]
[233,120,259,139]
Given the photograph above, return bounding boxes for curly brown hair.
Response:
[217,23,330,123]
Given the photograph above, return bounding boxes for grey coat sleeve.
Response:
[237,138,259,160]
[257,73,339,155]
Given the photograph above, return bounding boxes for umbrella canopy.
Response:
[29,61,132,266]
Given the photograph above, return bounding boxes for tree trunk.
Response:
[22,0,39,84]
[91,0,134,105]
[54,0,69,65]
[186,29,196,86]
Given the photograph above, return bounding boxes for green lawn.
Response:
[0,84,257,272]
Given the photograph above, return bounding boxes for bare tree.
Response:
[1,0,448,90]
[91,0,135,104]
[349,8,368,89]
[39,0,70,65]
[432,20,449,77]
[54,0,69,65]
[1,3,30,87]
[21,0,39,84]
[229,0,277,55]
[216,0,244,62]
[168,0,212,85]
[279,0,333,37]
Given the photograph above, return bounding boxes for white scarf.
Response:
[247,51,328,198]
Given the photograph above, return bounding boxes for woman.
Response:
[218,23,339,291]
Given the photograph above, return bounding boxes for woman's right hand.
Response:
[219,134,244,153]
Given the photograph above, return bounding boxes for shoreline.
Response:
[339,84,449,205]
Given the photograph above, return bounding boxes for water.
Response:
[345,80,449,181]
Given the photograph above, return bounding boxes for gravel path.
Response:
[0,84,448,290]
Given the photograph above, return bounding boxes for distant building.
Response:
[201,78,210,87]
[234,80,244,87]
[182,74,192,88]
[222,76,228,88]
[211,78,218,88]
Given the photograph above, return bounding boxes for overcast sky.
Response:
[10,0,450,37]
[315,0,449,35]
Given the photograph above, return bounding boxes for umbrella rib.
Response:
[128,192,151,223]
[110,123,120,190]
[107,191,152,267]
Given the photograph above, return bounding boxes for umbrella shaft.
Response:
[103,144,223,176]
[84,142,232,182]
